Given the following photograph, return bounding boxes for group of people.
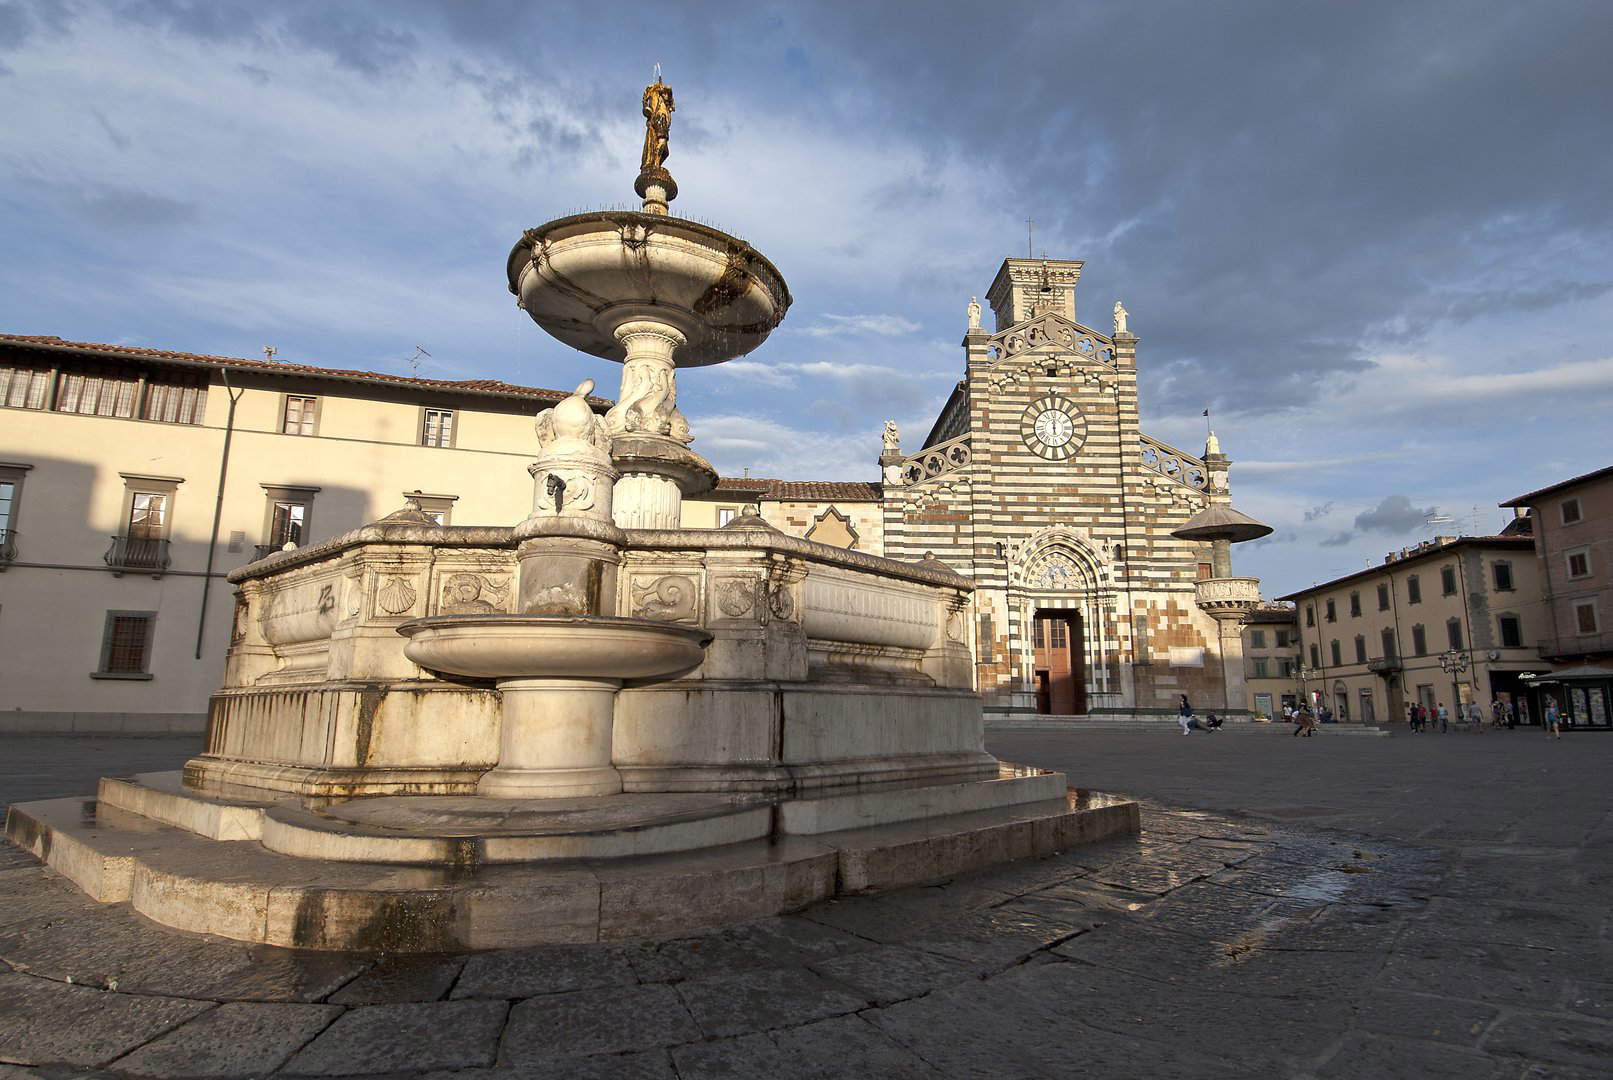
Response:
[1404,697,1563,738]
[1175,696,1224,734]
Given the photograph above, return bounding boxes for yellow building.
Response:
[0,333,596,732]
[1279,530,1542,725]
[1241,605,1300,719]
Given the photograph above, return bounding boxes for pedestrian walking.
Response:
[1436,702,1449,733]
[1293,707,1318,738]
[1177,694,1194,735]
[1490,698,1505,728]
[1406,702,1418,732]
[1507,699,1519,729]
[1544,700,1563,740]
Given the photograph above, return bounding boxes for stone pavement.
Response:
[1,730,1609,1079]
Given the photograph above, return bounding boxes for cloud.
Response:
[1354,495,1435,535]
[1303,502,1335,522]
[796,314,921,338]
[1320,531,1355,548]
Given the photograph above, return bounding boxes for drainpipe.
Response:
[194,369,244,659]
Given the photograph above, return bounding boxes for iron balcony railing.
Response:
[105,535,171,576]
[1538,630,1613,660]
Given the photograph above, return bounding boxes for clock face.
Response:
[1021,395,1086,461]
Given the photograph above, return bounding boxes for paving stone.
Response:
[501,984,699,1060]
[1482,1009,1613,1069]
[329,954,465,1004]
[670,1031,792,1078]
[808,944,978,1005]
[1314,1031,1515,1079]
[0,847,41,872]
[282,1000,507,1075]
[769,1014,940,1079]
[1347,989,1499,1045]
[674,966,867,1038]
[452,943,636,999]
[1378,954,1567,1009]
[1564,980,1613,1021]
[629,916,868,983]
[0,867,103,931]
[900,906,1089,974]
[0,971,212,1067]
[0,907,365,1002]
[1402,898,1603,948]
[112,1001,342,1077]
[420,1049,676,1079]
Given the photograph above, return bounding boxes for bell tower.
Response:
[984,257,1084,330]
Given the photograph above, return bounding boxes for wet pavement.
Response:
[1,730,1609,1079]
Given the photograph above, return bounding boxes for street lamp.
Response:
[1439,649,1469,714]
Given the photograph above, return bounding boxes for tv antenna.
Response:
[406,345,432,378]
[262,345,277,363]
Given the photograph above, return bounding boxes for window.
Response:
[1566,548,1591,580]
[1196,562,1213,580]
[55,367,138,417]
[1381,628,1396,658]
[0,362,51,409]
[404,491,456,525]
[1377,583,1390,611]
[1048,620,1067,648]
[1354,635,1367,664]
[1492,562,1514,592]
[94,611,155,679]
[1278,659,1295,677]
[1330,640,1341,666]
[977,614,993,664]
[1412,624,1427,656]
[282,395,318,435]
[1276,629,1290,648]
[421,407,455,448]
[1250,629,1267,649]
[1253,658,1270,678]
[0,462,28,565]
[1305,605,1315,627]
[1309,643,1320,667]
[258,484,321,557]
[1325,599,1336,623]
[1407,575,1421,604]
[129,491,168,538]
[717,507,738,527]
[143,379,208,425]
[1446,618,1463,650]
[1575,601,1599,635]
[1561,498,1582,525]
[1032,618,1045,649]
[1498,615,1522,648]
[1349,592,1361,617]
[1441,566,1457,596]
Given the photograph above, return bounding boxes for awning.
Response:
[1520,665,1613,684]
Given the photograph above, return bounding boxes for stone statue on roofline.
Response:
[641,77,675,173]
[967,296,981,330]
[1112,300,1128,336]
[882,420,901,453]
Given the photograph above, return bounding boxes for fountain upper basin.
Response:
[507,211,791,367]
[398,614,711,681]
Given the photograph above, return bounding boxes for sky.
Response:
[2,0,1611,597]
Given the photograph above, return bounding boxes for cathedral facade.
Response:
[686,257,1266,717]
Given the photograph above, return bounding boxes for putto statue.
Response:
[641,77,675,173]
[1112,300,1129,336]
[882,420,901,452]
[967,296,981,330]
[535,379,612,454]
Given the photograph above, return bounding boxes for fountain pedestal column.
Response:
[480,677,624,798]
[606,320,717,529]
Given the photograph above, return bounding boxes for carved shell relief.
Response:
[630,575,700,623]
[767,582,796,623]
[343,574,364,620]
[375,577,419,616]
[714,578,756,619]
[231,597,249,644]
[439,573,511,615]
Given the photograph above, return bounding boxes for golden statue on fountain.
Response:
[635,73,678,214]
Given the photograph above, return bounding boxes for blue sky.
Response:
[2,1,1611,596]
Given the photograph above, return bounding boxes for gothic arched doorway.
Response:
[1033,607,1086,715]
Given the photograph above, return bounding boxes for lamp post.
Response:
[1439,649,1469,715]
[1296,663,1317,711]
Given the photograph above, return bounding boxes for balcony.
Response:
[1194,577,1261,617]
[1367,656,1402,675]
[0,528,14,569]
[105,535,171,577]
[1538,631,1613,660]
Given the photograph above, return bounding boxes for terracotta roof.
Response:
[710,477,882,501]
[0,333,610,408]
[1501,464,1613,507]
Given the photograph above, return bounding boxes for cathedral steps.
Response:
[985,716,1392,736]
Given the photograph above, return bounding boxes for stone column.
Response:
[606,320,717,530]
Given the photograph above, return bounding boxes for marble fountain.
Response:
[5,79,1138,950]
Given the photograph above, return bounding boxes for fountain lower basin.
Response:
[399,614,712,798]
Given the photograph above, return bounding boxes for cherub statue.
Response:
[535,379,611,452]
[882,420,900,452]
[641,77,675,173]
